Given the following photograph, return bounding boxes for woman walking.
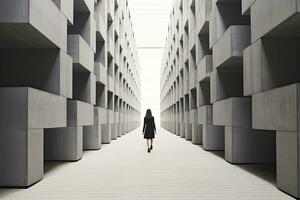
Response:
[142,109,156,153]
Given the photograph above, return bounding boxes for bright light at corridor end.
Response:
[128,0,173,122]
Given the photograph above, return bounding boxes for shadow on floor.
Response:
[0,190,14,199]
[44,161,69,174]
[201,148,276,186]
[0,161,69,199]
[208,150,225,159]
[237,164,276,186]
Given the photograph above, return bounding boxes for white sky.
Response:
[139,49,163,122]
[128,0,173,48]
[128,0,173,123]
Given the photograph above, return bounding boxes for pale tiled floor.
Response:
[0,128,294,200]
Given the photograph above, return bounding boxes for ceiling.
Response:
[127,0,173,48]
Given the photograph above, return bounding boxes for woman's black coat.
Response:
[143,117,156,139]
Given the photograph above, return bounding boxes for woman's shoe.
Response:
[148,148,151,153]
[150,145,153,150]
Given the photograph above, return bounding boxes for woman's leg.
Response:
[146,139,150,149]
[150,139,153,149]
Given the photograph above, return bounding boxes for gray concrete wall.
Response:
[160,0,299,197]
[0,0,141,187]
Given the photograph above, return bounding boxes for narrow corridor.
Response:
[0,128,292,200]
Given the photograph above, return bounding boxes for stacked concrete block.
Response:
[194,0,223,148]
[0,0,70,187]
[161,0,300,197]
[44,0,96,161]
[189,0,201,145]
[0,0,141,187]
[242,0,300,197]
[210,1,275,164]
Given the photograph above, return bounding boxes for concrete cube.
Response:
[213,97,252,126]
[68,34,94,73]
[197,55,212,83]
[44,126,83,161]
[83,125,102,150]
[243,39,300,96]
[209,0,250,48]
[0,129,43,187]
[202,125,224,151]
[0,0,67,50]
[213,25,250,69]
[252,83,300,132]
[67,100,94,127]
[0,87,66,129]
[251,0,300,42]
[225,126,276,164]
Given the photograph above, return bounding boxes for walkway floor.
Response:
[0,128,294,200]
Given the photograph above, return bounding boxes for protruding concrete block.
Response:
[225,126,276,164]
[0,87,66,129]
[180,122,185,138]
[202,125,224,151]
[83,125,102,150]
[197,55,212,83]
[95,0,107,40]
[69,12,96,52]
[190,108,201,144]
[83,107,103,150]
[252,83,300,132]
[189,69,197,90]
[213,25,250,69]
[185,123,192,141]
[192,123,202,145]
[97,107,107,124]
[213,97,252,127]
[0,0,68,50]
[95,62,107,85]
[52,0,74,24]
[243,45,252,96]
[184,110,192,140]
[107,76,114,93]
[0,129,43,187]
[0,49,73,98]
[68,34,94,73]
[251,0,300,42]
[196,0,212,35]
[243,39,300,96]
[209,0,250,48]
[67,100,94,127]
[44,127,83,161]
[198,105,212,125]
[276,131,300,198]
[102,123,111,144]
[109,110,117,140]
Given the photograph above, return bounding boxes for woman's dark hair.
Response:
[145,109,152,119]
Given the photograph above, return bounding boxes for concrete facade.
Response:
[160,0,300,198]
[0,0,141,187]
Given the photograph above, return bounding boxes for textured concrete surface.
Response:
[0,128,293,200]
[0,0,141,187]
[160,0,300,197]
